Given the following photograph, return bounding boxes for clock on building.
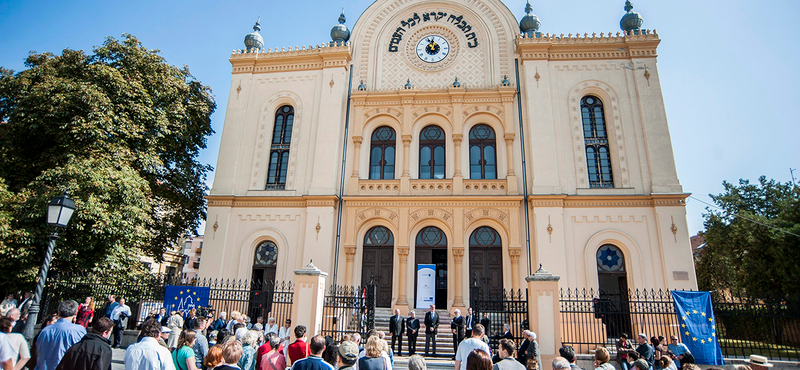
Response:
[416,35,449,63]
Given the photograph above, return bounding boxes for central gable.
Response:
[351,0,520,90]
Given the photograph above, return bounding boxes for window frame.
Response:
[468,124,497,180]
[580,96,614,188]
[369,126,397,180]
[418,125,446,180]
[266,105,294,190]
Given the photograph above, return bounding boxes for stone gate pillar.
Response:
[292,261,327,337]
[526,264,561,368]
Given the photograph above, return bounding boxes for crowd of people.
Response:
[0,292,782,370]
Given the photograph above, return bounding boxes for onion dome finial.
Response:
[519,1,541,38]
[244,16,264,51]
[330,8,351,45]
[620,1,644,34]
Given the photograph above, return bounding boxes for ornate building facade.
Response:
[200,0,697,311]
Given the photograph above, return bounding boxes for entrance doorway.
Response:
[596,244,632,338]
[415,226,448,308]
[250,241,278,320]
[361,226,394,307]
[469,226,503,301]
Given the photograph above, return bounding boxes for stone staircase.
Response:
[374,308,458,357]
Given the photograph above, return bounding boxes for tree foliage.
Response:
[0,35,215,290]
[697,176,800,295]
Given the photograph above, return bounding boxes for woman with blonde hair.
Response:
[76,296,95,328]
[593,347,615,370]
[173,330,199,370]
[357,336,392,370]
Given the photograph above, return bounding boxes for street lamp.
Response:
[23,191,76,344]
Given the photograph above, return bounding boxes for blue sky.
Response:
[1,0,798,235]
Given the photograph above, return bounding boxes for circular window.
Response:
[596,244,624,272]
[254,241,278,267]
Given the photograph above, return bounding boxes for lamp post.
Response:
[22,191,76,344]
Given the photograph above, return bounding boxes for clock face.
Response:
[416,35,449,63]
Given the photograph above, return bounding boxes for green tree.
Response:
[0,35,215,290]
[697,176,800,295]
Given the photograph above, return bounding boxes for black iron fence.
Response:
[41,273,294,330]
[471,287,529,351]
[559,288,800,361]
[320,283,376,341]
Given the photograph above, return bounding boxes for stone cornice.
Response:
[517,31,660,61]
[229,43,352,74]
[351,85,516,105]
[206,195,338,208]
[528,193,689,208]
[344,195,523,208]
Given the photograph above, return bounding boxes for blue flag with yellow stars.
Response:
[164,285,211,315]
[672,291,724,365]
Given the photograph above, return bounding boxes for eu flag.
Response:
[671,291,724,365]
[164,285,211,315]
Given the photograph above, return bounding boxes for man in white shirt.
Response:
[278,319,292,344]
[0,332,14,370]
[110,298,132,348]
[125,318,176,370]
[454,324,490,370]
[265,317,279,335]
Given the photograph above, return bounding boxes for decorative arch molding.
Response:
[356,207,401,229]
[250,91,304,190]
[363,107,403,121]
[409,208,454,230]
[462,105,504,121]
[408,218,454,249]
[567,80,630,188]
[464,219,508,248]
[412,106,453,121]
[350,0,519,89]
[236,227,291,281]
[581,229,644,291]
[463,207,510,232]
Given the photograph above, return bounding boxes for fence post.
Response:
[292,261,328,337]
[526,264,561,368]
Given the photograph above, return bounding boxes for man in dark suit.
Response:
[424,304,439,356]
[389,308,405,355]
[450,309,465,360]
[406,310,420,355]
[480,312,491,335]
[465,307,474,338]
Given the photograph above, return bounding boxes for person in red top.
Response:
[256,333,284,370]
[287,325,309,365]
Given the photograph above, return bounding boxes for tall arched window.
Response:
[266,105,294,189]
[419,125,446,179]
[581,96,613,188]
[469,124,497,179]
[369,126,396,180]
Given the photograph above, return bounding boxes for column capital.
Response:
[352,136,363,145]
[398,246,410,256]
[402,134,412,144]
[453,247,465,262]
[452,134,464,144]
[504,133,516,144]
[509,247,521,262]
[345,246,357,255]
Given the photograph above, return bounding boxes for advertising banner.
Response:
[416,264,436,309]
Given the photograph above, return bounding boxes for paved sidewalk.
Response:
[111,348,126,370]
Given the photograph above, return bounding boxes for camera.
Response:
[197,306,215,317]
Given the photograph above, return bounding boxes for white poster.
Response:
[416,264,436,309]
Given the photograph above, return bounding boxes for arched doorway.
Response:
[361,226,394,307]
[252,241,278,285]
[596,244,631,338]
[469,226,503,300]
[415,226,448,308]
[250,241,278,320]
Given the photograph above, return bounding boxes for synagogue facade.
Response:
[199,0,698,312]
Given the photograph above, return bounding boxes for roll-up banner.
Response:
[416,264,436,309]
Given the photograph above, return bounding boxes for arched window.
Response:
[364,226,394,246]
[369,126,396,180]
[469,124,497,179]
[416,226,447,247]
[266,105,294,190]
[581,96,613,188]
[419,125,446,179]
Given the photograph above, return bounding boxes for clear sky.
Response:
[1,0,798,235]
